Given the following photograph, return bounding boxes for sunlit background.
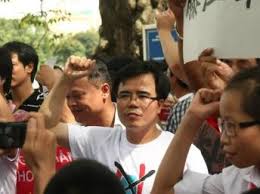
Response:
[0,0,101,33]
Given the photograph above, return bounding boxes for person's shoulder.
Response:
[68,123,122,137]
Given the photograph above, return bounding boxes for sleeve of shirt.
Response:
[0,156,18,194]
[174,170,224,194]
[68,124,116,160]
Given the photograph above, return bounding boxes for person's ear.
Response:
[101,83,111,98]
[25,63,33,74]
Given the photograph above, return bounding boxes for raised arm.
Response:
[168,0,186,66]
[156,10,179,68]
[39,56,95,147]
[39,56,95,129]
[151,88,221,194]
[156,9,188,83]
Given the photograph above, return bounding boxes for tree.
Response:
[97,0,167,59]
[73,30,99,56]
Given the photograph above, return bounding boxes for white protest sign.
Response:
[183,0,260,63]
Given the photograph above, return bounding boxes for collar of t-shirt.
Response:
[239,166,260,188]
[6,88,46,112]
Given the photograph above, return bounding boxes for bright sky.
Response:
[0,0,101,33]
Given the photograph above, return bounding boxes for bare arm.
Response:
[39,74,72,129]
[22,113,56,194]
[39,56,95,147]
[156,9,187,83]
[156,10,180,68]
[0,93,13,121]
[36,65,76,124]
[151,89,221,194]
[39,56,95,129]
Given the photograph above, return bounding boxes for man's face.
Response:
[11,53,32,88]
[66,78,105,124]
[116,73,162,132]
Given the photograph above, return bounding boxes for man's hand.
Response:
[168,0,186,35]
[199,48,234,90]
[187,88,221,122]
[22,112,56,177]
[63,56,96,82]
[156,9,175,32]
[22,112,56,194]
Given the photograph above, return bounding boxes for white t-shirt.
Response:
[113,103,124,129]
[69,125,208,194]
[0,155,18,194]
[175,165,260,194]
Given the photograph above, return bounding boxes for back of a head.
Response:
[3,41,39,82]
[44,159,124,194]
[113,60,171,100]
[0,47,12,94]
[243,188,260,194]
[225,66,260,120]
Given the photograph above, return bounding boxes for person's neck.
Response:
[11,80,33,108]
[126,124,161,144]
[82,102,116,127]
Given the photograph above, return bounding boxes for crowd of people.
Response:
[0,0,260,194]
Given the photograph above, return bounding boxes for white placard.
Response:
[183,0,260,63]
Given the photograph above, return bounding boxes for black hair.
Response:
[44,159,124,194]
[113,60,171,100]
[88,58,112,89]
[225,66,260,120]
[105,56,135,102]
[2,41,39,82]
[0,47,12,94]
[243,188,260,194]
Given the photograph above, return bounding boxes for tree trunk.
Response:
[97,0,167,60]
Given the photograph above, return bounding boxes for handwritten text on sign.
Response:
[183,0,260,63]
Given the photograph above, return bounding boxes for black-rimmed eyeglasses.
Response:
[218,119,260,137]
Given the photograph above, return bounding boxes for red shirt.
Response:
[16,146,72,194]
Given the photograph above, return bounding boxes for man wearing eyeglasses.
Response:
[39,57,208,194]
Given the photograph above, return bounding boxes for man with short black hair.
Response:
[40,57,208,194]
[2,41,72,194]
[3,41,44,113]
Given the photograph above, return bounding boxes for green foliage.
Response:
[54,30,99,66]
[0,18,99,66]
[73,30,99,56]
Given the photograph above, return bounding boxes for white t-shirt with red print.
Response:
[69,124,208,194]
